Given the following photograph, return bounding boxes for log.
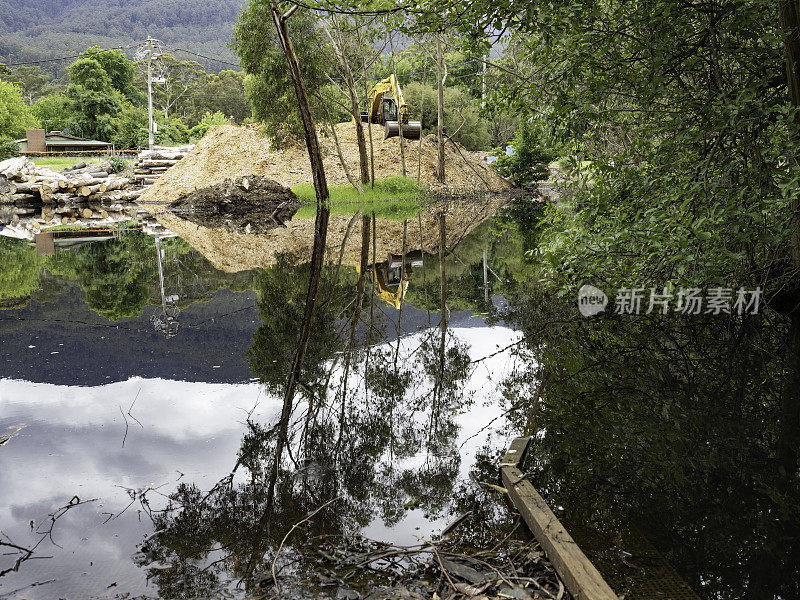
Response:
[500,438,618,600]
[138,160,180,168]
[99,178,130,192]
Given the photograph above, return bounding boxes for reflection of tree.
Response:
[47,232,156,320]
[247,254,346,399]
[501,288,800,600]
[0,237,44,306]
[146,322,475,597]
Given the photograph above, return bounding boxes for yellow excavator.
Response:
[358,251,425,309]
[361,74,422,140]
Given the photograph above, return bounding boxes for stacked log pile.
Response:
[0,157,144,228]
[134,145,193,186]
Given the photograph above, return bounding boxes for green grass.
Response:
[292,176,423,221]
[32,156,106,171]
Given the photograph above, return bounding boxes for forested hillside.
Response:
[0,0,245,77]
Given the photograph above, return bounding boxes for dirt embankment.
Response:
[138,123,510,272]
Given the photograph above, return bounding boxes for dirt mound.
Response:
[169,176,300,235]
[139,122,508,208]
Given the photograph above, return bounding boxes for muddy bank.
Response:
[169,176,301,235]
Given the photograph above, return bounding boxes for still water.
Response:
[1,201,798,600]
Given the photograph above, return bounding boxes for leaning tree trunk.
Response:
[436,35,446,183]
[325,18,370,186]
[264,0,331,519]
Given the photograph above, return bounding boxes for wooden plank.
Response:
[500,435,530,468]
[500,439,618,600]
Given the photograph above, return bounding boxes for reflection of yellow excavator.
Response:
[358,251,424,309]
[360,74,422,140]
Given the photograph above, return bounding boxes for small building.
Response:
[16,129,112,153]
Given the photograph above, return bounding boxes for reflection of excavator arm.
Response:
[360,75,422,140]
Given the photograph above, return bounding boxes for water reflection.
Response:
[1,201,524,599]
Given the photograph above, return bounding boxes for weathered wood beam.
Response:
[500,437,618,600]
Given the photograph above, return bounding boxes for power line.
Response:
[167,47,241,68]
[2,45,137,67]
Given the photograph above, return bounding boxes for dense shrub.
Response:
[0,137,20,160]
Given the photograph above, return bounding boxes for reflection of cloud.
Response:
[0,377,281,598]
[0,325,523,596]
[0,377,279,526]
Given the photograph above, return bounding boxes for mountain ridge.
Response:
[0,0,245,76]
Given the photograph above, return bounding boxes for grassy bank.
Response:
[292,176,422,221]
[32,156,105,171]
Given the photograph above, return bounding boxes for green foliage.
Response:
[0,63,52,103]
[109,155,126,173]
[188,110,228,141]
[67,57,113,91]
[231,4,329,147]
[156,114,190,146]
[0,0,244,79]
[0,79,35,139]
[493,116,554,189]
[0,136,19,160]
[112,103,148,149]
[80,46,138,102]
[247,255,343,397]
[0,237,43,302]
[65,55,129,141]
[189,70,250,125]
[65,84,126,141]
[403,82,490,151]
[30,93,71,132]
[47,232,156,320]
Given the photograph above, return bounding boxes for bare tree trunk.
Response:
[389,34,407,177]
[436,35,446,182]
[335,214,371,452]
[418,48,428,185]
[358,28,376,188]
[324,105,363,192]
[324,18,370,186]
[393,219,408,369]
[437,211,447,408]
[265,0,331,519]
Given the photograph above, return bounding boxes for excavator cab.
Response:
[381,97,398,125]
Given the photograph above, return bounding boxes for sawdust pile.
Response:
[138,123,510,272]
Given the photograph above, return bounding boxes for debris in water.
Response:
[168,175,302,235]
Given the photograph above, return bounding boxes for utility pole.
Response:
[135,37,164,150]
[147,37,154,149]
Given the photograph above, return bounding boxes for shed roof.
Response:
[45,139,111,147]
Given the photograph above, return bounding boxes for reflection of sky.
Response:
[0,326,522,599]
